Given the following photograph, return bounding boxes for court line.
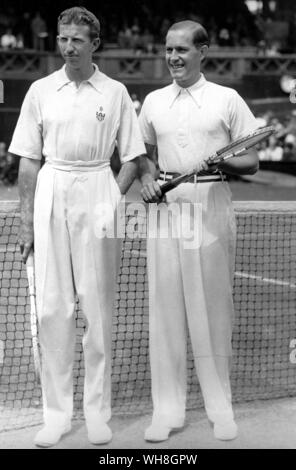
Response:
[235,271,296,289]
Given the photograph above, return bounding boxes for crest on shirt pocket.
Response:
[96,106,105,122]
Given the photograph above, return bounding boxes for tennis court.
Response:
[0,176,296,449]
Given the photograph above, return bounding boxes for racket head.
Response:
[207,126,275,164]
[26,251,41,384]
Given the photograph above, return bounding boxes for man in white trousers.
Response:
[9,6,145,447]
[139,20,259,442]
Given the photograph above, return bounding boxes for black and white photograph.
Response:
[0,0,296,456]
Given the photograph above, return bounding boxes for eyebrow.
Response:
[58,34,85,39]
[166,45,190,49]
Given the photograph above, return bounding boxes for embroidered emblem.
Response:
[96,106,105,122]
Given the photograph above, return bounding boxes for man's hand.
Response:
[18,222,34,263]
[18,156,40,263]
[192,159,219,174]
[141,179,163,203]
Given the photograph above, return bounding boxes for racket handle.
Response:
[160,174,191,195]
[26,250,35,295]
[26,250,34,267]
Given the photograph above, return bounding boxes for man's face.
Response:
[57,23,99,71]
[165,28,207,88]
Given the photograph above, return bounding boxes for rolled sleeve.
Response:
[116,87,146,163]
[8,84,43,160]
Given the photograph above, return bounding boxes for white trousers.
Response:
[34,161,122,427]
[147,181,236,426]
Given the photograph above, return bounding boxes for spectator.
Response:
[266,41,281,56]
[131,93,141,115]
[159,18,170,40]
[16,12,32,49]
[1,28,17,49]
[257,39,267,56]
[31,11,48,50]
[131,24,143,53]
[0,142,7,180]
[270,117,284,136]
[258,135,283,161]
[15,33,24,49]
[218,27,231,46]
[283,142,296,161]
[277,111,296,144]
[118,24,133,48]
[141,28,157,53]
[0,143,18,185]
[3,153,19,185]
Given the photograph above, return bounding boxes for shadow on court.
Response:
[1,398,296,449]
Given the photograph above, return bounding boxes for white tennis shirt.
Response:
[9,64,145,163]
[139,74,258,173]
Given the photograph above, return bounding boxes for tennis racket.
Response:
[26,251,41,384]
[160,126,274,194]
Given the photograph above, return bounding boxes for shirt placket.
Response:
[177,89,190,148]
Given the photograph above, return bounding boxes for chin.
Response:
[170,71,185,81]
[66,61,80,69]
[174,77,187,86]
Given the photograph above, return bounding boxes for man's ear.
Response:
[200,44,209,62]
[92,37,100,52]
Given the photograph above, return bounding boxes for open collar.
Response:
[56,63,103,93]
[169,73,207,108]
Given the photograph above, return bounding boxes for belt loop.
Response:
[219,170,225,183]
[194,173,197,185]
[164,170,167,181]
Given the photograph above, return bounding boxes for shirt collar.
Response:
[56,63,103,93]
[169,73,207,108]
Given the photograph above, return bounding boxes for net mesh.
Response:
[1,200,296,432]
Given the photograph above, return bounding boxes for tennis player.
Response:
[9,7,145,447]
[139,20,259,442]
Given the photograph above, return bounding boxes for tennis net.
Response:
[1,200,296,432]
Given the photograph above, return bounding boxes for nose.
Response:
[64,39,75,54]
[170,49,179,62]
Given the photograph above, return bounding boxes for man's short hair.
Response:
[58,6,100,40]
[168,21,210,49]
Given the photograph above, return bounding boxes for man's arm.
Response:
[115,157,141,195]
[138,144,163,203]
[216,148,259,176]
[116,146,159,197]
[17,156,41,263]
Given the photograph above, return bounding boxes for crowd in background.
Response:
[1,1,296,186]
[0,3,296,54]
[256,110,296,162]
[0,142,18,185]
[0,11,49,51]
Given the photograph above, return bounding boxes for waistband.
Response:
[46,159,110,172]
[159,170,227,183]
